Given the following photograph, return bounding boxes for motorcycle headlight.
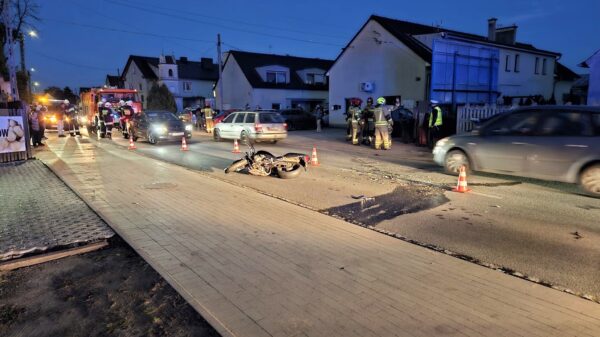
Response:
[185,124,193,131]
[152,124,167,134]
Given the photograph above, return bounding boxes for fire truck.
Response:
[80,88,142,137]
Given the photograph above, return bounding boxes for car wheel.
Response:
[213,129,222,142]
[579,164,600,198]
[444,150,470,175]
[240,131,249,145]
[147,132,157,145]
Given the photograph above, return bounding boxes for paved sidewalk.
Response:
[38,135,600,337]
[0,159,113,260]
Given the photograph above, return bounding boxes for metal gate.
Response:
[456,105,510,134]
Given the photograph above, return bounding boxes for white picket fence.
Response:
[456,105,511,134]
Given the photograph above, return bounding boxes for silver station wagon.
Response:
[213,111,288,144]
[433,106,600,197]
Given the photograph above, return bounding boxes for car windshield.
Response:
[146,112,179,122]
[259,113,284,123]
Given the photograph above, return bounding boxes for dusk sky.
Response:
[26,0,600,91]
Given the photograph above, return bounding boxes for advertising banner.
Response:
[0,116,27,153]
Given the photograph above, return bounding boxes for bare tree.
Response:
[12,0,40,72]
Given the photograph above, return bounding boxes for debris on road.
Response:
[325,183,448,226]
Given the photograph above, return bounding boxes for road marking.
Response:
[469,191,503,199]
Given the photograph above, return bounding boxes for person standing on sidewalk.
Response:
[315,104,323,133]
[29,106,43,147]
[201,103,214,134]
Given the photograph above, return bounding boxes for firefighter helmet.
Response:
[350,98,362,106]
[377,97,386,105]
[126,100,133,106]
[63,99,70,105]
[104,102,112,108]
[119,100,125,106]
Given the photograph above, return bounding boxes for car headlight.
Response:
[185,124,193,131]
[435,137,450,148]
[151,124,167,134]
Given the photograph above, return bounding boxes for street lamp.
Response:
[28,30,38,38]
[30,67,35,72]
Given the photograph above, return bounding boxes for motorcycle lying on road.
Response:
[224,142,309,179]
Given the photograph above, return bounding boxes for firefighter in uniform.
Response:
[361,97,375,145]
[57,100,68,137]
[347,98,362,145]
[119,100,135,139]
[373,97,393,150]
[64,100,80,137]
[103,102,115,139]
[97,102,111,138]
[428,100,443,148]
[201,103,215,133]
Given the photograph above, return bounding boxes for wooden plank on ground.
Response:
[0,241,109,271]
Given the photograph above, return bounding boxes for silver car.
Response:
[433,106,600,197]
[213,111,287,144]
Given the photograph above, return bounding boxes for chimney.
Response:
[488,18,497,41]
[495,25,518,45]
[200,57,214,69]
[179,56,188,63]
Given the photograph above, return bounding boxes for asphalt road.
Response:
[79,127,600,301]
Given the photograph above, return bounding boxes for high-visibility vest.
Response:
[429,106,443,127]
[202,108,214,118]
[373,107,388,126]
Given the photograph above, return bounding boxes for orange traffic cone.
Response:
[452,166,471,193]
[232,139,241,154]
[180,137,189,151]
[310,145,320,166]
[128,137,136,150]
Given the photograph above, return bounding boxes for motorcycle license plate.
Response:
[170,132,184,137]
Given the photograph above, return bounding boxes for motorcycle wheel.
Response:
[276,164,303,179]
[224,159,248,174]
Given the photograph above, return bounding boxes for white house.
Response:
[328,15,576,127]
[121,55,219,110]
[580,49,600,106]
[216,51,333,111]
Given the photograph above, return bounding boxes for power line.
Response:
[65,0,207,53]
[30,50,114,71]
[104,0,344,48]
[45,18,215,44]
[107,0,347,40]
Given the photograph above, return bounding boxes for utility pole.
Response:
[2,0,20,100]
[217,33,224,112]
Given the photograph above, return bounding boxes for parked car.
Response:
[390,106,414,138]
[213,111,287,144]
[130,110,192,144]
[213,109,241,124]
[433,106,600,197]
[279,109,316,130]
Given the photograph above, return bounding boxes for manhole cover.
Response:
[142,182,178,190]
[324,184,448,226]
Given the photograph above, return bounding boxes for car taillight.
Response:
[283,123,288,130]
[254,123,263,133]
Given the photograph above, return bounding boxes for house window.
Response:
[307,73,326,84]
[139,83,143,90]
[542,59,547,75]
[272,103,281,110]
[534,57,540,74]
[141,94,144,103]
[505,55,511,72]
[266,71,286,84]
[168,69,174,77]
[514,54,520,73]
[183,82,192,92]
